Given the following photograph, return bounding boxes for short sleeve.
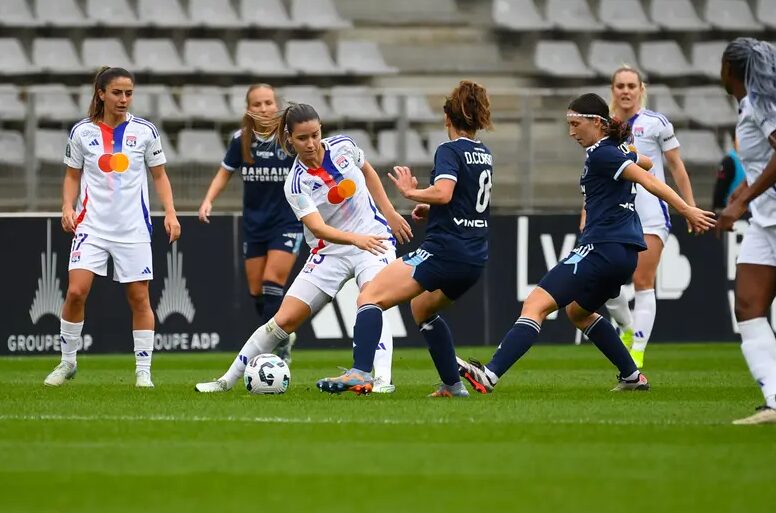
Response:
[591,145,637,181]
[432,144,459,183]
[64,130,84,169]
[658,121,680,152]
[144,130,166,167]
[342,138,365,168]
[222,132,243,172]
[754,103,776,139]
[284,173,318,220]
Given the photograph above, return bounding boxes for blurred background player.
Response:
[195,103,411,394]
[600,66,696,369]
[198,84,302,363]
[316,80,493,397]
[457,93,714,394]
[44,67,181,388]
[712,131,746,211]
[716,38,776,425]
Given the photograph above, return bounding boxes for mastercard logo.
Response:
[98,152,129,173]
[327,178,356,204]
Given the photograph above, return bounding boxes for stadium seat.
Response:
[34,0,91,26]
[35,128,68,163]
[534,41,595,78]
[227,85,253,116]
[382,42,504,73]
[137,0,193,27]
[0,85,26,121]
[188,0,244,28]
[649,0,709,30]
[587,41,639,78]
[381,91,438,122]
[290,0,351,29]
[82,39,135,70]
[755,0,776,28]
[682,86,738,127]
[0,130,25,166]
[425,129,450,153]
[32,38,88,74]
[333,0,462,24]
[142,85,186,122]
[282,85,339,121]
[29,84,81,122]
[691,41,728,80]
[597,0,659,32]
[184,40,237,75]
[377,129,432,166]
[336,41,398,75]
[331,86,389,122]
[342,129,388,167]
[705,0,764,31]
[160,131,179,164]
[177,129,227,164]
[648,85,688,123]
[491,0,553,31]
[85,0,142,27]
[546,0,605,31]
[133,39,193,74]
[236,40,296,77]
[286,40,345,76]
[639,41,697,78]
[239,0,299,28]
[180,86,234,123]
[0,0,40,27]
[675,129,723,164]
[0,38,38,75]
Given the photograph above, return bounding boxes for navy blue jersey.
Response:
[423,138,492,264]
[222,131,301,242]
[578,137,646,250]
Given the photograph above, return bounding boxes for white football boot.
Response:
[372,376,396,394]
[44,361,77,387]
[194,378,231,393]
[135,370,155,388]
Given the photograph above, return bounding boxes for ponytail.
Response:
[88,66,134,123]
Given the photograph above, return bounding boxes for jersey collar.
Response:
[586,136,609,154]
[627,109,642,127]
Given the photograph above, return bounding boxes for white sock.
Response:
[631,289,656,352]
[605,289,632,330]
[483,366,499,385]
[221,318,288,387]
[133,330,154,373]
[59,319,83,364]
[372,313,393,383]
[739,317,776,409]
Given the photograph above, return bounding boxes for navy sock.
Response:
[584,316,638,376]
[352,304,383,372]
[251,294,264,320]
[487,317,541,377]
[262,281,284,321]
[419,315,459,386]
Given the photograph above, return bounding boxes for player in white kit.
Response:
[44,67,181,388]
[194,103,412,394]
[600,66,696,368]
[717,38,776,424]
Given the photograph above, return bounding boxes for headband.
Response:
[566,112,609,122]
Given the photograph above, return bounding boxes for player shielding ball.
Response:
[44,67,181,388]
[457,93,714,394]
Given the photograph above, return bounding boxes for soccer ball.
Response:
[244,354,290,394]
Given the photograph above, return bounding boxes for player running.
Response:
[316,80,493,397]
[198,84,302,363]
[716,38,776,425]
[601,66,696,368]
[195,103,411,394]
[457,93,714,394]
[44,67,181,388]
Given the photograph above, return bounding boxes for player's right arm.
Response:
[299,212,388,255]
[61,167,81,233]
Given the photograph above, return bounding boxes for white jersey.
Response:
[630,109,680,230]
[64,113,166,243]
[284,135,394,256]
[737,96,776,227]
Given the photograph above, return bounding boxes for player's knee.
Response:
[734,295,764,322]
[632,271,655,290]
[565,304,594,329]
[65,284,89,305]
[410,298,433,323]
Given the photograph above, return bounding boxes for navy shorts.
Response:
[538,242,639,313]
[243,230,304,259]
[403,247,484,300]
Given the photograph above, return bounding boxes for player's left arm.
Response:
[149,165,181,243]
[360,160,412,244]
[664,148,696,207]
[389,166,455,205]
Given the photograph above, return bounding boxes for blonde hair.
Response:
[609,66,648,113]
[240,84,276,163]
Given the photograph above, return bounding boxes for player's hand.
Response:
[61,206,77,233]
[681,206,716,234]
[198,200,212,224]
[386,210,412,244]
[716,199,747,234]
[388,166,418,198]
[411,204,430,222]
[165,212,181,243]
[352,233,389,255]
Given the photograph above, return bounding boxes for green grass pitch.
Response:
[1,343,773,513]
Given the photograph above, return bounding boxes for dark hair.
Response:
[240,84,277,163]
[88,66,135,123]
[251,103,320,155]
[723,37,776,120]
[568,93,631,144]
[443,80,493,133]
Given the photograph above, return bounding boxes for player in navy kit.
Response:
[457,93,715,393]
[316,81,493,397]
[198,84,302,362]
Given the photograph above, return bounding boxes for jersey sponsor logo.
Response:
[619,202,635,211]
[125,135,137,147]
[88,138,100,147]
[662,134,676,143]
[276,147,288,160]
[464,151,493,165]
[241,166,291,183]
[155,243,195,323]
[335,154,350,169]
[633,126,644,137]
[65,143,71,157]
[153,149,162,156]
[454,217,488,228]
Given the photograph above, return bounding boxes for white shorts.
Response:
[68,233,153,283]
[737,221,776,267]
[286,249,396,308]
[642,224,670,245]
